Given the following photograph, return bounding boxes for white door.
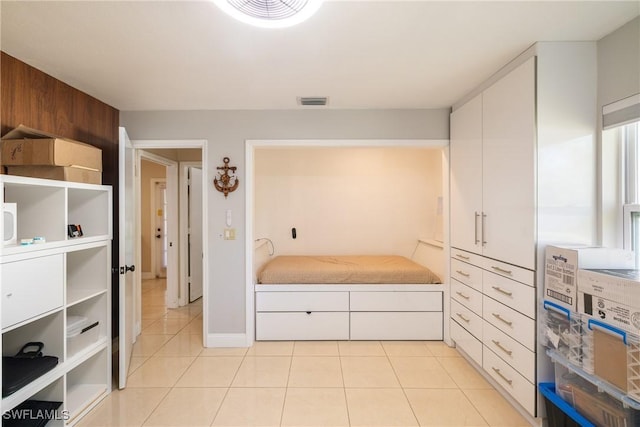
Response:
[482,57,536,269]
[154,181,168,278]
[118,128,137,389]
[188,167,203,302]
[450,94,483,254]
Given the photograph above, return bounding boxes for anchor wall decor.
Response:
[214,157,239,198]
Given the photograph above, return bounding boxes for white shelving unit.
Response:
[1,174,112,425]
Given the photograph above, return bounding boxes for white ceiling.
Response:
[1,1,638,111]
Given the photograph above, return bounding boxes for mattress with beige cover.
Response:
[257,255,440,284]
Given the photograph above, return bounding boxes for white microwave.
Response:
[3,203,17,246]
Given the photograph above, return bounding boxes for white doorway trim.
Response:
[132,140,208,346]
[245,139,451,348]
[179,161,202,307]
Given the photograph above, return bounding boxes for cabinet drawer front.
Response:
[483,296,535,350]
[256,312,349,340]
[451,299,482,339]
[483,321,535,382]
[450,320,482,366]
[350,291,442,312]
[350,312,442,340]
[451,279,482,315]
[483,346,536,416]
[451,259,482,291]
[482,271,535,318]
[451,249,483,268]
[481,258,533,286]
[2,254,64,329]
[256,291,348,312]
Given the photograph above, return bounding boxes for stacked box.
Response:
[544,245,635,311]
[1,125,102,184]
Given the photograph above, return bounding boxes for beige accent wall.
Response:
[141,159,167,275]
[255,147,443,257]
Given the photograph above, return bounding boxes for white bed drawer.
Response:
[482,271,535,319]
[256,291,349,312]
[483,321,535,382]
[481,258,534,286]
[483,296,535,351]
[350,312,442,340]
[450,299,482,339]
[350,291,442,312]
[256,312,349,340]
[450,320,482,367]
[2,254,64,329]
[451,279,482,315]
[483,346,536,416]
[450,259,482,292]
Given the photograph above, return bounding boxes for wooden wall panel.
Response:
[0,51,120,338]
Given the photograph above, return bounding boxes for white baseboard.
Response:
[206,333,250,348]
[142,272,155,280]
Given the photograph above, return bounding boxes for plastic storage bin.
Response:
[67,316,99,358]
[538,383,594,427]
[581,317,640,402]
[541,300,583,366]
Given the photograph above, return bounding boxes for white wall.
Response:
[119,108,450,336]
[254,147,442,257]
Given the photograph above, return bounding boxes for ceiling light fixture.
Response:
[213,0,323,29]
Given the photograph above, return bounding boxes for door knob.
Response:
[120,265,136,274]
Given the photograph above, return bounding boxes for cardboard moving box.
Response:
[1,125,102,171]
[544,245,635,311]
[7,166,101,185]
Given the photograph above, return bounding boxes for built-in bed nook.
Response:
[251,143,447,341]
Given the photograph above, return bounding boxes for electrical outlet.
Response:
[224,228,236,240]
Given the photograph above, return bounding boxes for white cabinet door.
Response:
[450,94,483,254]
[482,58,536,269]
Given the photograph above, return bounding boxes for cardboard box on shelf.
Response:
[544,245,635,311]
[578,269,640,333]
[6,166,101,185]
[1,125,102,171]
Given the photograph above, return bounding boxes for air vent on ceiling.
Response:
[298,97,328,106]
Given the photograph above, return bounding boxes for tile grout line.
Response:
[383,342,424,427]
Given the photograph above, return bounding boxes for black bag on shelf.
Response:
[2,342,59,398]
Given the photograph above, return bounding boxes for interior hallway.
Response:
[77,279,530,427]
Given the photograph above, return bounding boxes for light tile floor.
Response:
[78,279,532,427]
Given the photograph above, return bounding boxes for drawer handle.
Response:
[306,311,312,315]
[492,313,513,327]
[491,286,513,297]
[455,313,470,323]
[6,293,12,298]
[455,291,470,300]
[491,340,513,356]
[455,253,470,260]
[492,367,513,385]
[455,270,470,278]
[491,266,513,275]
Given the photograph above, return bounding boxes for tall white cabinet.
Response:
[449,42,598,420]
[1,175,112,425]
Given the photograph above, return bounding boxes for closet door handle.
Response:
[491,286,513,297]
[455,253,470,260]
[491,340,513,356]
[492,313,513,327]
[474,212,480,245]
[491,266,513,276]
[492,367,513,385]
[455,291,470,300]
[455,313,470,323]
[481,213,487,246]
[455,270,470,278]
